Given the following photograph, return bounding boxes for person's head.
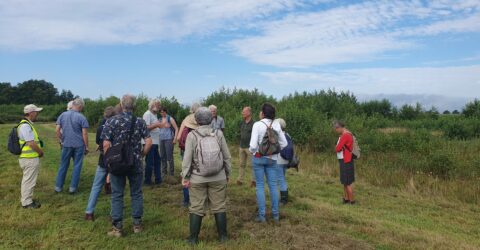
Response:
[103,106,116,119]
[242,106,252,120]
[261,103,275,120]
[67,101,73,111]
[114,103,122,114]
[190,102,201,114]
[195,107,213,126]
[121,94,136,112]
[71,98,85,112]
[23,104,43,122]
[159,106,168,117]
[332,120,345,134]
[209,105,217,117]
[276,118,286,130]
[148,98,161,113]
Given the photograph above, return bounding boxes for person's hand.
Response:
[84,147,89,155]
[182,179,190,188]
[95,145,100,152]
[38,151,44,158]
[172,138,177,145]
[226,177,230,183]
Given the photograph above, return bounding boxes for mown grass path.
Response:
[0,124,479,249]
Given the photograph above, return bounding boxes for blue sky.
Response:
[0,0,479,108]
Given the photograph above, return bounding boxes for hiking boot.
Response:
[107,226,123,238]
[84,213,94,221]
[214,212,228,243]
[350,200,356,205]
[186,213,203,245]
[22,200,41,209]
[133,224,143,234]
[254,215,266,223]
[280,190,288,205]
[342,198,350,204]
[104,183,112,194]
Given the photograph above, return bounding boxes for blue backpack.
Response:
[280,133,294,161]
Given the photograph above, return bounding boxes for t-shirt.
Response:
[143,110,160,145]
[56,110,89,148]
[18,122,35,142]
[239,119,254,148]
[211,116,225,131]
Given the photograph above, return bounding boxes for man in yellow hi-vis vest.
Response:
[18,104,44,209]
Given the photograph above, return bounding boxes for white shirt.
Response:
[18,121,35,142]
[249,118,288,160]
[143,110,160,145]
[336,137,344,159]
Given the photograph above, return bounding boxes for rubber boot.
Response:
[280,190,288,205]
[214,212,228,243]
[186,214,202,245]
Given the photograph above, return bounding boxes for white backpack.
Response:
[191,130,224,176]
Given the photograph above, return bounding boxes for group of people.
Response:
[14,94,357,244]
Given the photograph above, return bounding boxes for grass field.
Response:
[1,123,479,249]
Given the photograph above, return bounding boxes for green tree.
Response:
[463,99,480,118]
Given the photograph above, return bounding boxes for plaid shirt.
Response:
[101,112,150,171]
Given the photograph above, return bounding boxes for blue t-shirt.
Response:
[56,110,89,148]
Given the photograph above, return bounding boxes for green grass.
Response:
[0,124,479,249]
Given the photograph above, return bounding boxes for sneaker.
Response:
[107,226,123,237]
[342,198,350,204]
[273,216,280,224]
[350,200,356,205]
[22,200,41,209]
[254,215,266,223]
[133,224,143,234]
[85,213,94,221]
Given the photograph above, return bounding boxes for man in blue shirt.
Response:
[54,98,89,194]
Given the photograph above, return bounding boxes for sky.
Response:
[0,0,479,110]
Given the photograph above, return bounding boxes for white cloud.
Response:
[259,65,480,97]
[229,0,480,67]
[0,0,307,50]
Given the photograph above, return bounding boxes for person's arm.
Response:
[82,128,89,154]
[219,131,232,180]
[55,125,62,145]
[249,122,259,154]
[158,117,171,128]
[143,137,152,156]
[171,118,179,144]
[335,134,348,152]
[181,133,195,187]
[177,121,185,141]
[26,141,44,157]
[103,140,111,153]
[144,113,159,130]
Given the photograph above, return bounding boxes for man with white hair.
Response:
[55,98,89,194]
[209,105,225,132]
[142,98,163,185]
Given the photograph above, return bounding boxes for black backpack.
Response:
[104,117,137,175]
[7,121,29,155]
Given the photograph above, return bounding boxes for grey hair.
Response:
[276,118,286,129]
[190,102,201,113]
[67,101,73,110]
[72,98,84,108]
[208,104,217,111]
[332,120,345,128]
[121,94,136,112]
[195,107,213,126]
[148,98,161,111]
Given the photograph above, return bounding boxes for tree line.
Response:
[0,79,77,105]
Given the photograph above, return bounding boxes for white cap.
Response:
[24,104,43,114]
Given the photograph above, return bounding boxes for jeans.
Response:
[252,157,279,219]
[55,146,85,192]
[145,144,161,184]
[110,171,144,228]
[277,164,288,192]
[160,139,175,176]
[85,166,108,214]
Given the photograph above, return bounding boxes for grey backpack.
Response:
[191,130,224,177]
[258,121,280,156]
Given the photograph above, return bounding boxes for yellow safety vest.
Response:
[18,119,42,158]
